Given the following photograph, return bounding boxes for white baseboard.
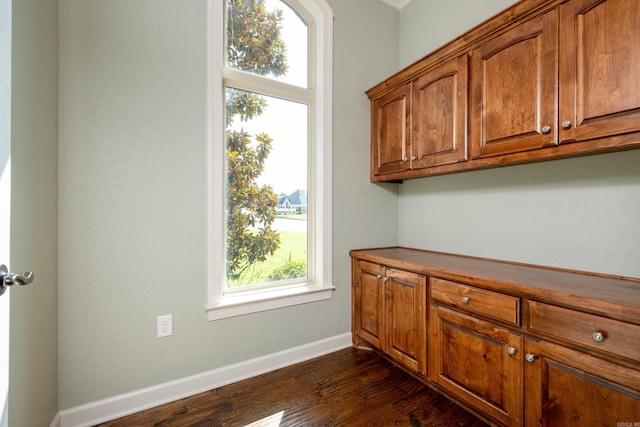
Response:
[57,333,353,427]
[49,412,61,427]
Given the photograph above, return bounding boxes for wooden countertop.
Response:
[350,247,640,325]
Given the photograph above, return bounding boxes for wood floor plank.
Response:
[95,348,488,427]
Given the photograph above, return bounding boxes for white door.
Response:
[0,0,10,424]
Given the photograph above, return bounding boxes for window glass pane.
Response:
[225,87,308,289]
[226,0,308,88]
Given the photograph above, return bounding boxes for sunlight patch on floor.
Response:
[243,410,285,427]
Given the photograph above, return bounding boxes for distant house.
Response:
[277,189,307,214]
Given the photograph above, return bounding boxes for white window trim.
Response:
[206,0,334,321]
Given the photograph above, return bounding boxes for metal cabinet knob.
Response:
[507,347,517,356]
[411,156,417,161]
[525,353,536,363]
[561,120,572,130]
[461,296,470,304]
[402,157,409,162]
[541,125,552,134]
[592,331,605,342]
[376,274,382,279]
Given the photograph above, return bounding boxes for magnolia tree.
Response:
[225,0,288,282]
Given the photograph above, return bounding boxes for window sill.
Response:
[206,283,335,321]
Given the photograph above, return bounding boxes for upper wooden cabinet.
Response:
[412,55,468,169]
[559,0,640,144]
[469,9,558,158]
[367,0,640,182]
[371,84,411,178]
[370,55,468,181]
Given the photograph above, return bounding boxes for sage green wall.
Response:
[9,0,59,425]
[399,0,516,68]
[397,1,640,278]
[58,0,398,409]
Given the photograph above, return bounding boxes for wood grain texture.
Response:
[352,247,640,426]
[469,9,558,159]
[368,0,640,182]
[429,305,524,426]
[412,55,468,168]
[350,247,640,325]
[529,300,640,362]
[385,268,427,375]
[524,338,640,426]
[431,277,520,325]
[94,348,488,427]
[371,85,411,179]
[559,0,640,142]
[352,260,385,350]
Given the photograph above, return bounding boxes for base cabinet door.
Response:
[352,261,427,376]
[385,268,426,375]
[524,338,640,426]
[352,260,385,350]
[429,305,523,426]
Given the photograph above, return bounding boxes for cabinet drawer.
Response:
[528,301,640,362]
[431,277,520,325]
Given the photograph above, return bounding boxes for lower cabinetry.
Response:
[524,338,640,426]
[352,259,426,375]
[429,304,523,426]
[350,247,640,427]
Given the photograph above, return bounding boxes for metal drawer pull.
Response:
[592,331,605,342]
[461,296,470,304]
[507,347,517,356]
[525,353,536,363]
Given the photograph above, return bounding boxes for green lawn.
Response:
[228,230,307,286]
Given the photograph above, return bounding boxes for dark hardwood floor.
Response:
[96,347,488,426]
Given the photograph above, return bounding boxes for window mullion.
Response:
[223,68,314,105]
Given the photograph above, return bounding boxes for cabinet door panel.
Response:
[441,322,505,404]
[470,10,558,158]
[412,55,468,168]
[430,305,523,426]
[352,261,384,349]
[386,268,426,375]
[559,0,640,143]
[372,85,411,177]
[525,339,640,426]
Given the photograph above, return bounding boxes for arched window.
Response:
[207,0,333,320]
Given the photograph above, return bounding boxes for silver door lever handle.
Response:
[0,264,35,296]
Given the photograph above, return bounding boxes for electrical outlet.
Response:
[157,314,172,338]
